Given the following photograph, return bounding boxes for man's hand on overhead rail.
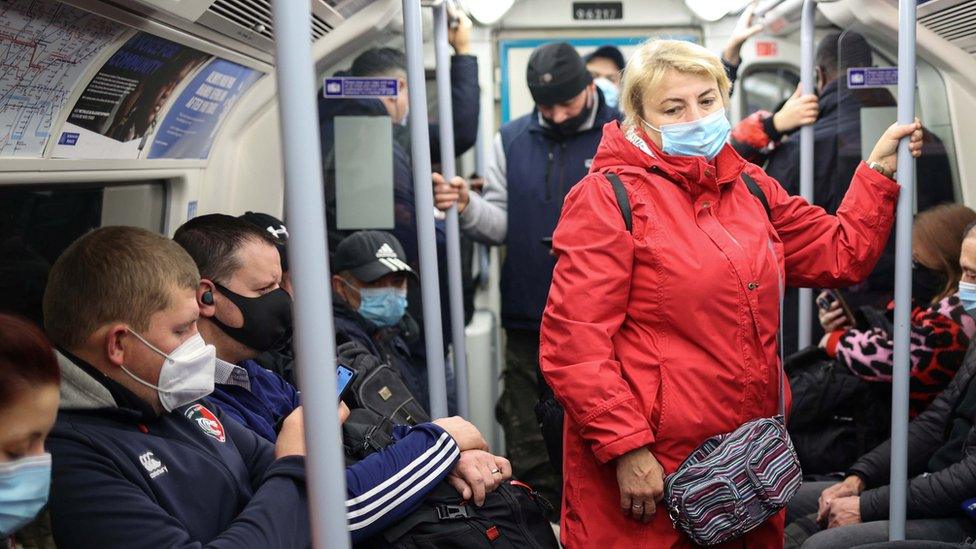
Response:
[433,172,471,214]
[723,0,764,66]
[448,6,472,55]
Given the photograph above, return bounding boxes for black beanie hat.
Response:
[526,42,592,106]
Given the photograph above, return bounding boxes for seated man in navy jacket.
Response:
[174,214,300,442]
[42,226,312,548]
[41,225,500,547]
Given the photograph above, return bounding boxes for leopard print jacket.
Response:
[835,294,976,416]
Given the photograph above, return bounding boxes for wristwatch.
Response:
[868,161,894,179]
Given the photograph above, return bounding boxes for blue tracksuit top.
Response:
[208,359,301,442]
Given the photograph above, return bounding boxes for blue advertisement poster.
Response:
[148,58,262,159]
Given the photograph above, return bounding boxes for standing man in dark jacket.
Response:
[782,227,976,547]
[41,226,311,549]
[731,30,955,354]
[433,42,622,510]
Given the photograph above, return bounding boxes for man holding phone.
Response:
[174,215,513,542]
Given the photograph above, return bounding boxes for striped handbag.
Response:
[663,364,802,546]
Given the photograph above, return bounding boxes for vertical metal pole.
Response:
[798,0,816,350]
[889,0,917,539]
[433,2,470,418]
[403,0,449,419]
[270,1,349,547]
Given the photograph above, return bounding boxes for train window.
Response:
[739,66,800,117]
[0,181,166,325]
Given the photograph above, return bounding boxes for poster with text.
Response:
[53,32,210,159]
[148,59,262,159]
[0,0,125,157]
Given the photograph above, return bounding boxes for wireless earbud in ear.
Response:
[202,291,214,305]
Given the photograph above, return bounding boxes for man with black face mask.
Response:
[432,41,621,514]
[174,214,300,443]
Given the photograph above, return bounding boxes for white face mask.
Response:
[120,331,216,412]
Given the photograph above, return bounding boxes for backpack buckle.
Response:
[436,504,470,520]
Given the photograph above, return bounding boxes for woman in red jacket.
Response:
[539,38,923,548]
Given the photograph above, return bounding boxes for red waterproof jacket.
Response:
[539,121,899,548]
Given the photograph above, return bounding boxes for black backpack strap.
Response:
[381,502,471,542]
[604,172,633,234]
[741,172,771,220]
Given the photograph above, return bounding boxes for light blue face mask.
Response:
[0,453,51,537]
[641,107,731,159]
[358,287,408,328]
[594,77,619,109]
[959,281,976,317]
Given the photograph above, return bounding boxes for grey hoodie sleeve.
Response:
[459,132,508,245]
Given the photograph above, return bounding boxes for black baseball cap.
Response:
[526,42,592,106]
[333,231,417,283]
[239,211,289,271]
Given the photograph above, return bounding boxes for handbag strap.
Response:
[777,310,785,418]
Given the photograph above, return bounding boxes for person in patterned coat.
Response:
[819,204,976,416]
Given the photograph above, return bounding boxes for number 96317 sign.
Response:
[572,2,623,20]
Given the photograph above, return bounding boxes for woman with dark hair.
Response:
[0,313,60,549]
[819,203,976,416]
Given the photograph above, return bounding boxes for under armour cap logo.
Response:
[542,73,553,83]
[266,225,289,240]
[375,243,411,272]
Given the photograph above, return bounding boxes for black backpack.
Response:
[535,172,773,476]
[360,481,559,548]
[337,341,430,426]
[342,411,559,548]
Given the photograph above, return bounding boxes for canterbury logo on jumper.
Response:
[139,451,169,479]
[375,243,410,271]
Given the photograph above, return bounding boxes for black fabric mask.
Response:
[212,283,293,352]
[912,262,947,305]
[542,91,593,137]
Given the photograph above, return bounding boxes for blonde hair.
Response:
[44,226,200,349]
[620,39,732,128]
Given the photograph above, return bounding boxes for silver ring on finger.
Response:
[631,502,644,509]
[490,468,501,475]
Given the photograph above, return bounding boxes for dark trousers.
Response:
[786,481,976,548]
[495,328,561,518]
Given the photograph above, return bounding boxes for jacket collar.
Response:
[57,348,159,421]
[591,120,746,195]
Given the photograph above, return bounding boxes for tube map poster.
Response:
[0,0,125,157]
[53,32,210,159]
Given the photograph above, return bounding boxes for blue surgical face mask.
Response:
[0,453,51,537]
[357,286,408,328]
[640,107,731,159]
[594,77,619,109]
[959,281,976,317]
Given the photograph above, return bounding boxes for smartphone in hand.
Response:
[336,364,358,401]
[817,289,856,325]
